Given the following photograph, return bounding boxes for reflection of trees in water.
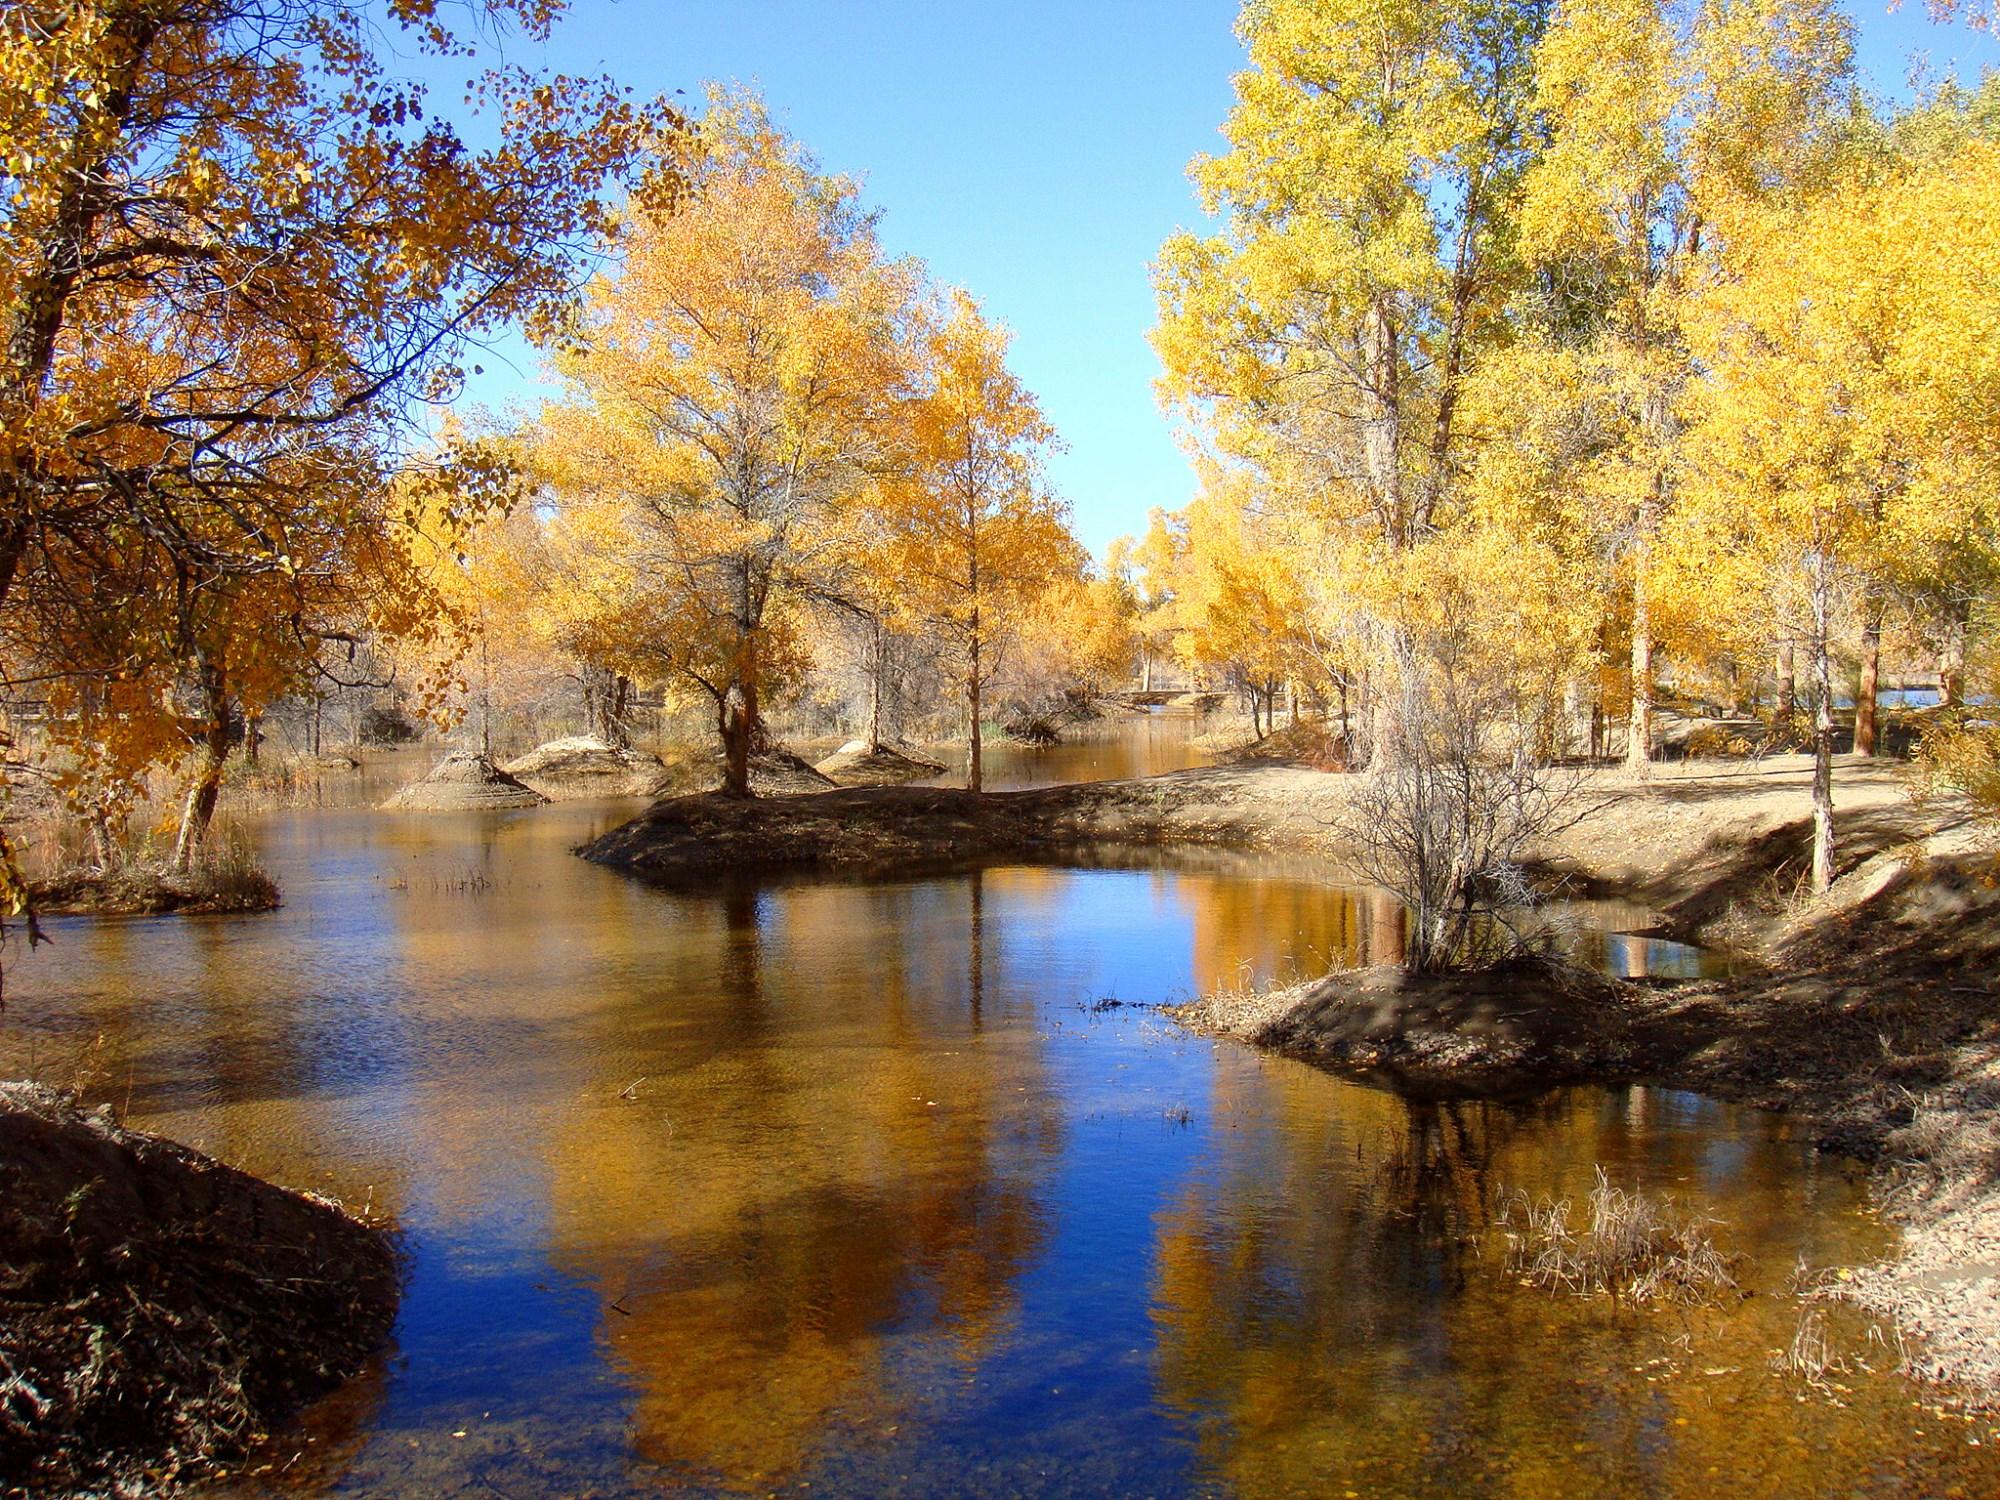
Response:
[969,867,985,1027]
[1184,876,1409,993]
[1151,1089,1562,1398]
[541,870,1060,1489]
[1364,1093,1574,1267]
[1147,1077,1962,1499]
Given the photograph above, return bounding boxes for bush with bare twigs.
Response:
[1337,617,1590,973]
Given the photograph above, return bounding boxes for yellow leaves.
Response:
[869,289,1070,666]
[1142,470,1322,690]
[1644,127,2000,676]
[1519,0,1852,318]
[1519,0,1681,264]
[517,87,931,722]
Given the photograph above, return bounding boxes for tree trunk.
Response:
[1809,554,1836,895]
[1940,598,1969,709]
[479,631,493,759]
[244,711,262,767]
[172,658,233,874]
[967,625,984,794]
[1776,642,1796,718]
[1855,599,1883,757]
[88,797,116,873]
[1368,669,1399,770]
[583,665,606,741]
[1626,551,1654,775]
[1361,300,1405,545]
[0,521,23,613]
[868,618,886,752]
[610,674,632,748]
[721,556,760,797]
[721,680,755,798]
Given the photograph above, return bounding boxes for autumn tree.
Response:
[1499,0,1853,771]
[876,291,1071,792]
[1153,0,1549,757]
[532,89,910,797]
[1673,134,2000,891]
[0,0,672,927]
[1006,567,1141,717]
[1143,472,1326,736]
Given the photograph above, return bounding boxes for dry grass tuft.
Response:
[29,822,279,916]
[1499,1167,1740,1305]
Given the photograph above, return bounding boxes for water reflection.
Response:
[539,873,1059,1489]
[1,803,1991,1497]
[923,708,1217,790]
[1150,1081,1919,1499]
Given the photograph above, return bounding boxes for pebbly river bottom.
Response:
[5,790,1998,1498]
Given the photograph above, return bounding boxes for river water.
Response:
[5,725,1997,1497]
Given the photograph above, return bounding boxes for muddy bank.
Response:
[383,752,547,811]
[0,1083,398,1498]
[29,863,280,916]
[577,764,1347,883]
[813,740,947,787]
[649,747,839,799]
[503,736,669,800]
[1170,957,1640,1097]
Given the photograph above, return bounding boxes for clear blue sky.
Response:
[443,0,1999,558]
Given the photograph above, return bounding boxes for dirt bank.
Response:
[383,752,547,811]
[813,740,947,787]
[1172,957,1644,1097]
[577,764,1348,884]
[503,736,669,800]
[0,1084,398,1498]
[583,752,1924,890]
[1175,805,2000,1401]
[649,747,839,799]
[28,862,280,917]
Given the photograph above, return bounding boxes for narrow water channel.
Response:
[6,734,1996,1497]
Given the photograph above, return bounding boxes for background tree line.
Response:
[1143,0,2000,898]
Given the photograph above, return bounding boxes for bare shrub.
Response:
[1499,1167,1740,1305]
[1338,612,1590,973]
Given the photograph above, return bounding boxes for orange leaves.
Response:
[0,0,680,834]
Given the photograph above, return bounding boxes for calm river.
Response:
[5,727,1996,1497]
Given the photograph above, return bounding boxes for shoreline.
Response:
[581,752,2000,1399]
